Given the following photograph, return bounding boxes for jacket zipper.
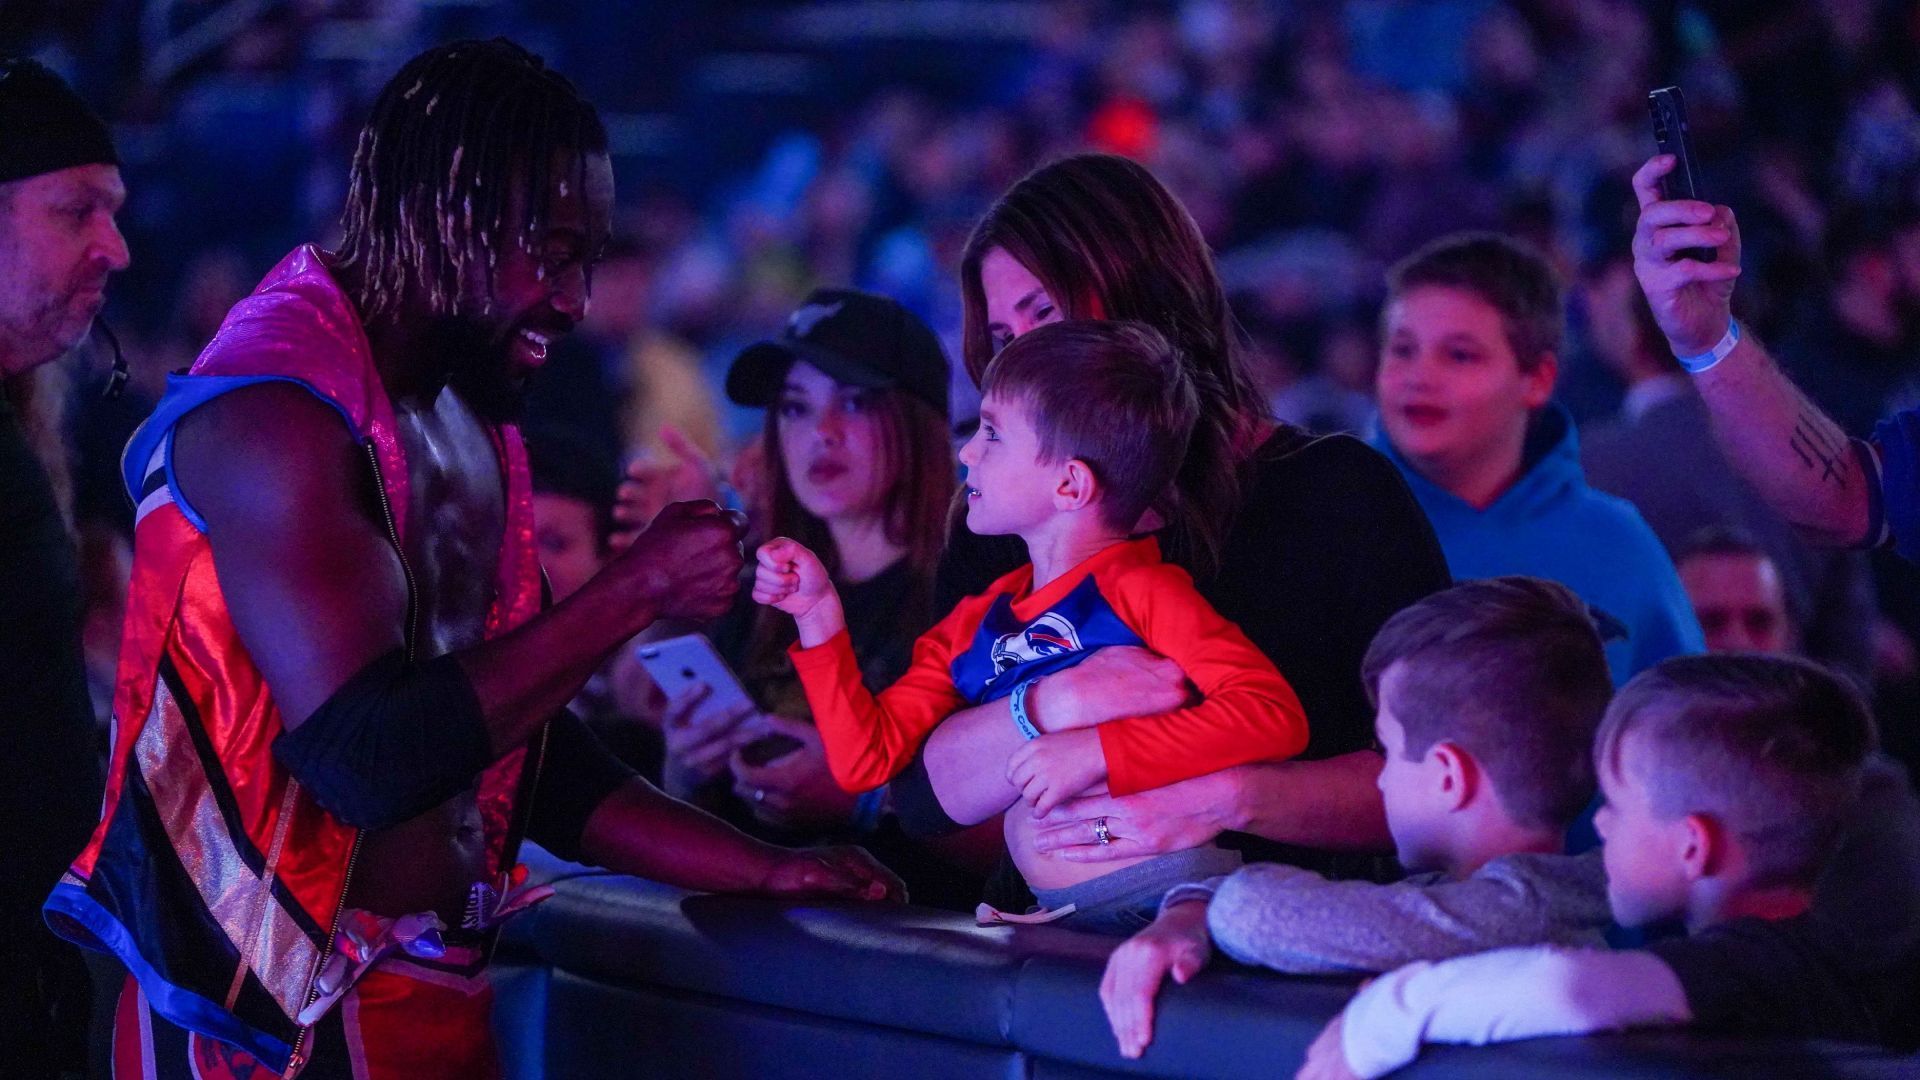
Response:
[283,440,417,1078]
[483,720,551,970]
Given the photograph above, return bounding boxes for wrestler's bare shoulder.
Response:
[171,382,377,528]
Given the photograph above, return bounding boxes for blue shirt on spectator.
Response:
[1376,403,1704,685]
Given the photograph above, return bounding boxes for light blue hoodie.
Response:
[1376,404,1704,685]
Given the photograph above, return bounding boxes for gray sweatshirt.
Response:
[1162,850,1610,976]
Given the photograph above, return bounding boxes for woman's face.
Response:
[981,246,1064,355]
[776,360,889,525]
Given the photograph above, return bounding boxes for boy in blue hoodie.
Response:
[1372,232,1702,684]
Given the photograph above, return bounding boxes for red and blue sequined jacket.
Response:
[43,246,547,1072]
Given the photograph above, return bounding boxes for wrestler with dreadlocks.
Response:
[43,39,903,1079]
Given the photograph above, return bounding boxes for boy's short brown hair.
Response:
[981,320,1199,535]
[1387,232,1565,370]
[1597,654,1875,889]
[1361,576,1612,831]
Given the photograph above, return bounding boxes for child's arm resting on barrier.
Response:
[1210,855,1607,975]
[1319,947,1691,1078]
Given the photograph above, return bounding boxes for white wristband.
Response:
[1676,318,1740,374]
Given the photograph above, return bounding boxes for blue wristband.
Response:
[1676,318,1740,374]
[1010,678,1043,740]
[851,788,887,833]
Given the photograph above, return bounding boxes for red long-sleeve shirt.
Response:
[789,536,1309,795]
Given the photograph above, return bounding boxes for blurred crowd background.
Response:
[7,0,1920,758]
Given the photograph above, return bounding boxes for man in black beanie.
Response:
[0,55,129,1078]
[0,57,128,375]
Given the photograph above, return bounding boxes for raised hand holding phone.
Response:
[635,633,760,721]
[1631,153,1741,357]
[753,538,845,646]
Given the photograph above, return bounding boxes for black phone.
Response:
[740,732,805,767]
[1647,86,1716,263]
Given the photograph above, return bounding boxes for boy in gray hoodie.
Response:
[1101,576,1615,1059]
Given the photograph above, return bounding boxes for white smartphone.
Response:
[634,633,759,726]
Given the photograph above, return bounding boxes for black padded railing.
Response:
[490,854,1920,1079]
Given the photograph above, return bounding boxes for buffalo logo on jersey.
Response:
[990,611,1085,677]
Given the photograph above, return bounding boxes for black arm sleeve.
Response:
[271,648,494,830]
[524,708,640,864]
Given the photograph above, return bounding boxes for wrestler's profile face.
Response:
[452,150,613,422]
[0,164,129,377]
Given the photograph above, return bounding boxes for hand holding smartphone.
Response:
[637,633,803,765]
[637,634,758,723]
[1647,86,1716,263]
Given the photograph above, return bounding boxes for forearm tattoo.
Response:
[1790,408,1850,489]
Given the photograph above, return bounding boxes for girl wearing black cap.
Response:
[663,289,997,906]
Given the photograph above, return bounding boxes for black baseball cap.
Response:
[0,58,118,185]
[727,287,949,414]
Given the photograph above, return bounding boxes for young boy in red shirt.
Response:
[755,320,1309,933]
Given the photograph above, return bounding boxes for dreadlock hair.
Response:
[335,38,608,323]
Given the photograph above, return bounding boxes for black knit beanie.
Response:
[0,57,118,184]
